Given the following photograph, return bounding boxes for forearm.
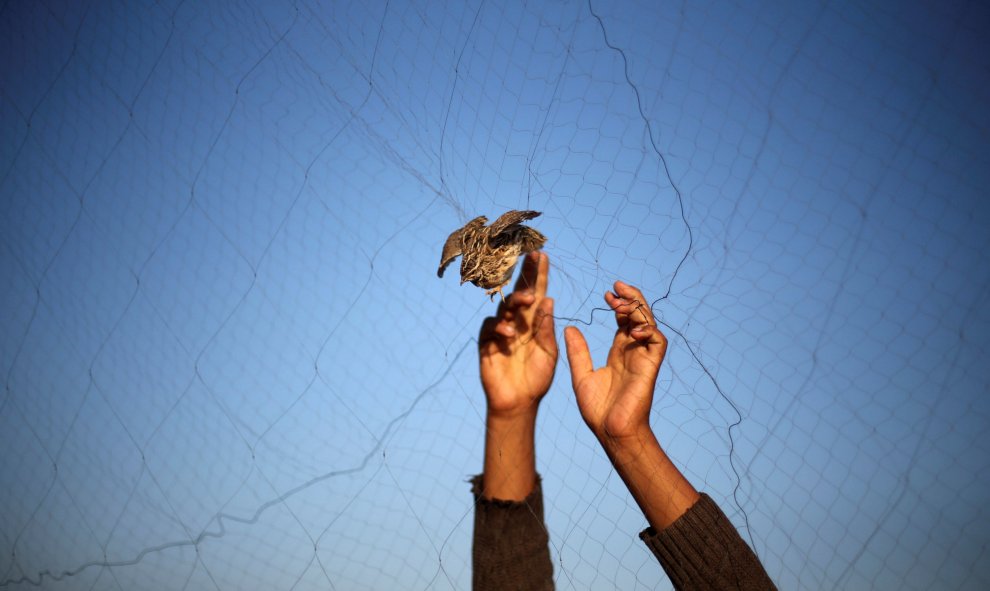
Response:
[473,404,554,591]
[599,426,699,531]
[481,406,539,500]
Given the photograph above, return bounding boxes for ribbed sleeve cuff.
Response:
[639,493,777,591]
[471,474,554,591]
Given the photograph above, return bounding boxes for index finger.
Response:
[513,251,549,297]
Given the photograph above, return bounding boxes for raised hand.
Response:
[477,251,556,501]
[478,251,557,418]
[564,281,698,530]
[564,281,666,442]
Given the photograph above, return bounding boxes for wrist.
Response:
[597,423,658,461]
[485,393,543,423]
[486,402,540,428]
[597,425,700,530]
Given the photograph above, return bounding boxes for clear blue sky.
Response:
[1,0,988,589]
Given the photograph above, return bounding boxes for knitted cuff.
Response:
[471,474,554,591]
[639,493,777,590]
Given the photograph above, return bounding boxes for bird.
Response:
[437,210,547,301]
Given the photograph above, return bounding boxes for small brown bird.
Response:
[437,210,547,301]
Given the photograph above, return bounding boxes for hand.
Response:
[478,252,557,418]
[564,281,667,444]
[565,283,696,530]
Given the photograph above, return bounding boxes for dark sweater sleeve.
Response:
[471,474,554,591]
[639,493,777,591]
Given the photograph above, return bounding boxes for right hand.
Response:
[564,281,667,443]
[478,252,557,419]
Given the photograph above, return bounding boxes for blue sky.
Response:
[1,0,988,589]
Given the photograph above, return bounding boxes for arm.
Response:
[564,281,776,591]
[472,252,556,591]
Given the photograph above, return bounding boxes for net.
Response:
[1,0,988,589]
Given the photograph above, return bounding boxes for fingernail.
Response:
[631,324,648,334]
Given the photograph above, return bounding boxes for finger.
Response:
[606,325,628,372]
[493,295,509,320]
[479,316,499,347]
[564,326,594,384]
[495,290,525,322]
[603,291,639,329]
[507,289,535,309]
[609,281,656,327]
[495,319,517,338]
[630,323,667,349]
[534,251,549,297]
[480,315,513,357]
[494,299,519,337]
[533,298,557,354]
[494,288,535,341]
[513,251,540,294]
[514,251,549,297]
[628,323,668,376]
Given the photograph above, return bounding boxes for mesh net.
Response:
[2,0,989,589]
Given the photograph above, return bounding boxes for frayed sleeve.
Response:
[471,474,554,591]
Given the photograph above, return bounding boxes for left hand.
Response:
[564,281,667,444]
[479,252,557,418]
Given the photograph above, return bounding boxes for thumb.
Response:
[564,326,593,387]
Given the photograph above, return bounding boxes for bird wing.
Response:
[437,216,487,277]
[489,210,541,236]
